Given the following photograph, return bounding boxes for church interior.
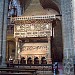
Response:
[0,0,75,75]
[1,0,65,74]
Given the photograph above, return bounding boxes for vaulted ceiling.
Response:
[19,0,60,13]
[40,0,60,13]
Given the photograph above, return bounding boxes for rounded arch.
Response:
[27,57,33,64]
[40,0,60,13]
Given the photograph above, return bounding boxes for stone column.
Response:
[47,37,51,64]
[48,37,51,58]
[17,40,21,59]
[15,38,18,59]
[0,0,4,65]
[1,0,8,67]
[61,0,74,75]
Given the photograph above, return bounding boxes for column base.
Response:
[47,58,52,64]
[63,58,74,75]
[0,63,6,67]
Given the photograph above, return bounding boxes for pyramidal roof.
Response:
[22,0,47,16]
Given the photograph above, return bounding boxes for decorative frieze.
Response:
[15,19,52,24]
[14,23,52,37]
[12,15,55,21]
[19,43,49,60]
[22,45,48,51]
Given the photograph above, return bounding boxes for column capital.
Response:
[47,36,51,41]
[15,37,18,41]
[47,36,50,38]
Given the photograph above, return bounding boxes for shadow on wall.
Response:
[0,56,2,64]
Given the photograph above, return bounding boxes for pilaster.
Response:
[72,0,75,61]
[0,0,4,65]
[1,0,8,67]
[61,0,74,74]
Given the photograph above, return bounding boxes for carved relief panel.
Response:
[14,23,52,37]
